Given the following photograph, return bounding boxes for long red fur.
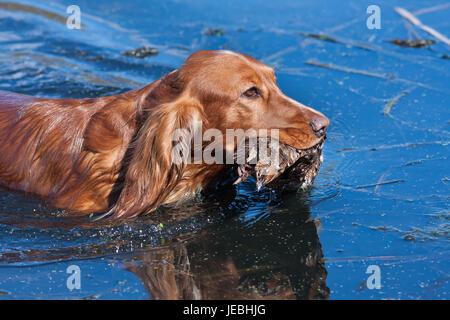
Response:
[0,50,329,219]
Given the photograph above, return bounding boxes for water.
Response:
[0,0,448,299]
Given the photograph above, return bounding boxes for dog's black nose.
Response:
[310,116,329,137]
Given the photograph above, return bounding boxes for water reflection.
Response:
[0,177,329,299]
[127,199,329,300]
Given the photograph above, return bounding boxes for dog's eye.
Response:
[242,87,260,98]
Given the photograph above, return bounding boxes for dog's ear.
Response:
[108,73,204,219]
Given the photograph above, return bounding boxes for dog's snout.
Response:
[310,116,329,137]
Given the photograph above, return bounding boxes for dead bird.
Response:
[234,136,325,191]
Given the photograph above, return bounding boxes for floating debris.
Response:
[355,179,405,189]
[383,89,412,116]
[412,3,450,16]
[403,234,416,241]
[296,32,338,43]
[122,47,159,58]
[394,7,450,46]
[368,226,389,231]
[80,293,101,300]
[204,28,224,36]
[337,141,449,153]
[296,31,379,52]
[404,159,427,166]
[388,39,435,48]
[306,60,394,80]
[0,2,68,26]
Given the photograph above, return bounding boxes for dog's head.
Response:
[110,50,329,218]
[176,50,328,149]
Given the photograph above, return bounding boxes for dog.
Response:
[0,50,329,219]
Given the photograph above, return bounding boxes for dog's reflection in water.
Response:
[125,199,330,300]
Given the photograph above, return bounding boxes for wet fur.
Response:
[0,50,328,219]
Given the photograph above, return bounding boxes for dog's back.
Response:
[0,91,132,213]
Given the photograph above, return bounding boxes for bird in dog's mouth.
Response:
[233,137,325,191]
